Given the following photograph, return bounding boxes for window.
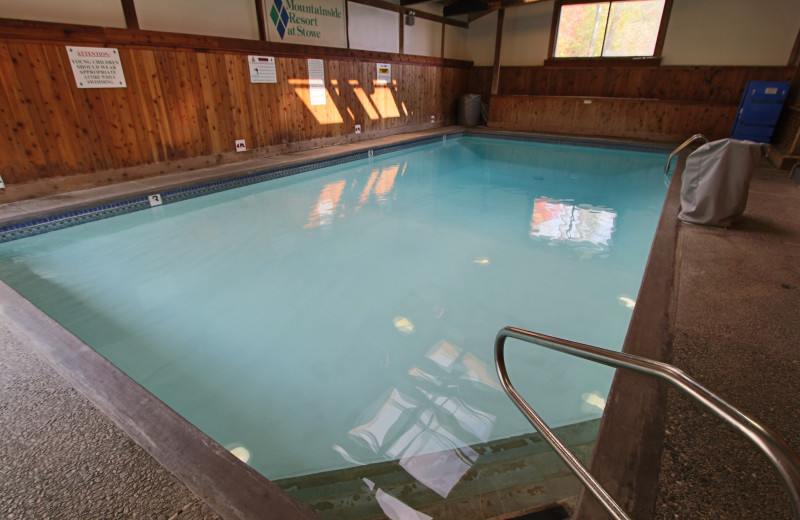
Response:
[552,0,668,59]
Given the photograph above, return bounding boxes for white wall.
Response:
[0,0,126,28]
[136,0,260,40]
[444,24,471,61]
[500,2,554,66]
[404,17,442,57]
[348,2,399,53]
[660,0,800,65]
[466,11,498,66]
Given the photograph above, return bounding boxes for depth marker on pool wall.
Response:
[148,194,163,207]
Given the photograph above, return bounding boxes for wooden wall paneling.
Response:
[231,53,258,147]
[185,52,214,156]
[138,49,176,161]
[126,50,165,163]
[488,96,738,142]
[223,54,248,150]
[211,53,236,152]
[274,57,294,143]
[173,50,205,158]
[324,59,343,138]
[195,53,223,153]
[112,49,152,166]
[10,43,73,177]
[38,45,96,174]
[155,51,191,160]
[467,66,491,100]
[96,87,133,167]
[335,59,354,131]
[26,43,85,173]
[303,57,318,140]
[265,58,288,146]
[248,62,270,149]
[293,58,311,143]
[0,44,48,182]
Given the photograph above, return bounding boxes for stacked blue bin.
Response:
[730,81,791,143]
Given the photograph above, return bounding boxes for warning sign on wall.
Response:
[248,56,277,83]
[377,63,391,84]
[67,46,126,89]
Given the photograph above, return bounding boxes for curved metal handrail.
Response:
[664,134,709,185]
[495,326,800,520]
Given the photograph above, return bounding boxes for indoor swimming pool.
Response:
[0,134,671,518]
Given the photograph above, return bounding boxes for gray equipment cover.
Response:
[678,138,763,227]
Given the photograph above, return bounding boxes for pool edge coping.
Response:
[574,154,684,519]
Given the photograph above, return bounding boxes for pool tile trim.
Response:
[0,131,670,243]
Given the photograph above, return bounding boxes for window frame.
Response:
[546,0,673,66]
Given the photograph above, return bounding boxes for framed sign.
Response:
[67,47,126,88]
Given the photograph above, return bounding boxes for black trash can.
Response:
[457,94,481,127]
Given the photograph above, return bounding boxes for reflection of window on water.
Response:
[530,197,616,251]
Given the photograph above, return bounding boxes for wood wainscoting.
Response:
[470,65,796,144]
[0,20,470,201]
[487,95,737,142]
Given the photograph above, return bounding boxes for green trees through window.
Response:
[554,0,666,58]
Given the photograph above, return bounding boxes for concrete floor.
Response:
[0,317,223,520]
[1,132,799,519]
[654,166,800,520]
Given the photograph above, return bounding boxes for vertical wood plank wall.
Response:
[469,65,797,143]
[0,38,469,200]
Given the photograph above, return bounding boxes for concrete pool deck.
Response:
[1,128,798,519]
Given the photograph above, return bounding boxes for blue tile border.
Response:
[0,131,667,243]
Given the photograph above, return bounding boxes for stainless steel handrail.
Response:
[495,326,800,520]
[663,134,709,184]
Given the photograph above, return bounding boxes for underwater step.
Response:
[274,418,600,520]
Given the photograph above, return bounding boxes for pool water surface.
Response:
[0,136,668,509]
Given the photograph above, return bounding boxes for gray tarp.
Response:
[678,138,763,227]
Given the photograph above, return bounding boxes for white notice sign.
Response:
[248,56,277,83]
[67,46,126,88]
[308,59,326,106]
[377,63,391,84]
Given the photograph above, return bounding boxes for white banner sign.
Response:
[66,46,126,88]
[377,63,391,84]
[248,56,277,83]
[266,0,347,48]
[308,59,326,106]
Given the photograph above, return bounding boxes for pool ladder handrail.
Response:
[495,326,800,520]
[663,134,709,184]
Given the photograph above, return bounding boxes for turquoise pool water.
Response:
[0,137,667,486]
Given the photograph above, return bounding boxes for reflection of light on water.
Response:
[461,353,502,391]
[393,316,415,335]
[225,443,251,464]
[619,296,636,308]
[349,388,418,453]
[581,391,607,412]
[305,180,346,229]
[341,338,502,500]
[530,197,616,252]
[363,478,433,520]
[426,340,461,372]
[391,409,479,498]
[416,387,495,441]
[357,163,405,209]
[473,257,490,265]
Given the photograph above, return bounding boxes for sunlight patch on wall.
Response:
[370,80,401,118]
[348,80,380,120]
[289,79,344,124]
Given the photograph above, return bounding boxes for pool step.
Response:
[274,419,599,520]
